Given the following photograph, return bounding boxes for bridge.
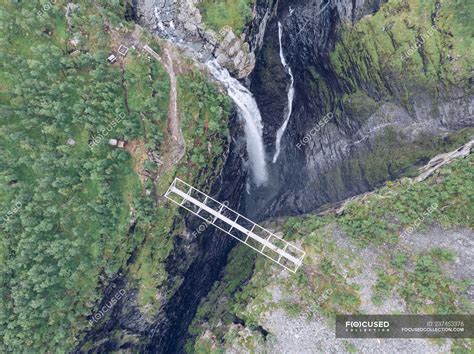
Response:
[165,178,305,272]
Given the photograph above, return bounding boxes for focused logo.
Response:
[345,320,390,332]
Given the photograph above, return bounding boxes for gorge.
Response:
[2,1,472,353]
[83,0,473,352]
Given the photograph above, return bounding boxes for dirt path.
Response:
[108,27,186,187]
[162,46,185,163]
[143,44,186,181]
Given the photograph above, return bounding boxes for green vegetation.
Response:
[198,0,255,35]
[329,0,473,97]
[193,337,225,354]
[128,65,231,317]
[344,341,358,353]
[372,247,470,313]
[186,0,473,351]
[0,2,145,350]
[124,53,169,149]
[282,219,362,316]
[177,69,231,184]
[188,219,361,351]
[301,0,474,205]
[127,205,179,315]
[341,90,379,125]
[0,1,231,351]
[399,251,462,314]
[292,154,473,316]
[451,339,474,354]
[186,245,256,352]
[391,251,407,270]
[372,270,398,305]
[338,153,473,245]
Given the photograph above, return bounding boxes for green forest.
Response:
[0,1,230,351]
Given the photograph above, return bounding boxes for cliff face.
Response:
[77,0,270,351]
[77,114,249,353]
[146,116,254,353]
[250,0,473,216]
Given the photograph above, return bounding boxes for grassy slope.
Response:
[306,0,472,120]
[330,0,473,96]
[127,65,231,317]
[198,0,255,35]
[0,1,231,351]
[0,2,141,350]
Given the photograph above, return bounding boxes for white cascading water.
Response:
[272,21,295,163]
[206,60,268,186]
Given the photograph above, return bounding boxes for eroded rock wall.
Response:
[249,0,473,216]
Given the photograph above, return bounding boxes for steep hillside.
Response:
[1,0,472,352]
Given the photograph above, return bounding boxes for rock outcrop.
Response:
[135,0,257,77]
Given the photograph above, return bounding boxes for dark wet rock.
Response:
[76,113,249,353]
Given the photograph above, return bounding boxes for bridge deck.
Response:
[165,178,305,272]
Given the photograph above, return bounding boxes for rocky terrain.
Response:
[249,0,473,217]
[135,0,257,77]
[3,1,472,353]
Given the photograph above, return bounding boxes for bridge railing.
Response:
[165,178,305,272]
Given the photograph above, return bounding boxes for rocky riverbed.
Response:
[135,0,257,77]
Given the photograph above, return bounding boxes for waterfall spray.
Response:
[206,60,268,186]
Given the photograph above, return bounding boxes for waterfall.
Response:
[273,21,295,163]
[206,60,268,186]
